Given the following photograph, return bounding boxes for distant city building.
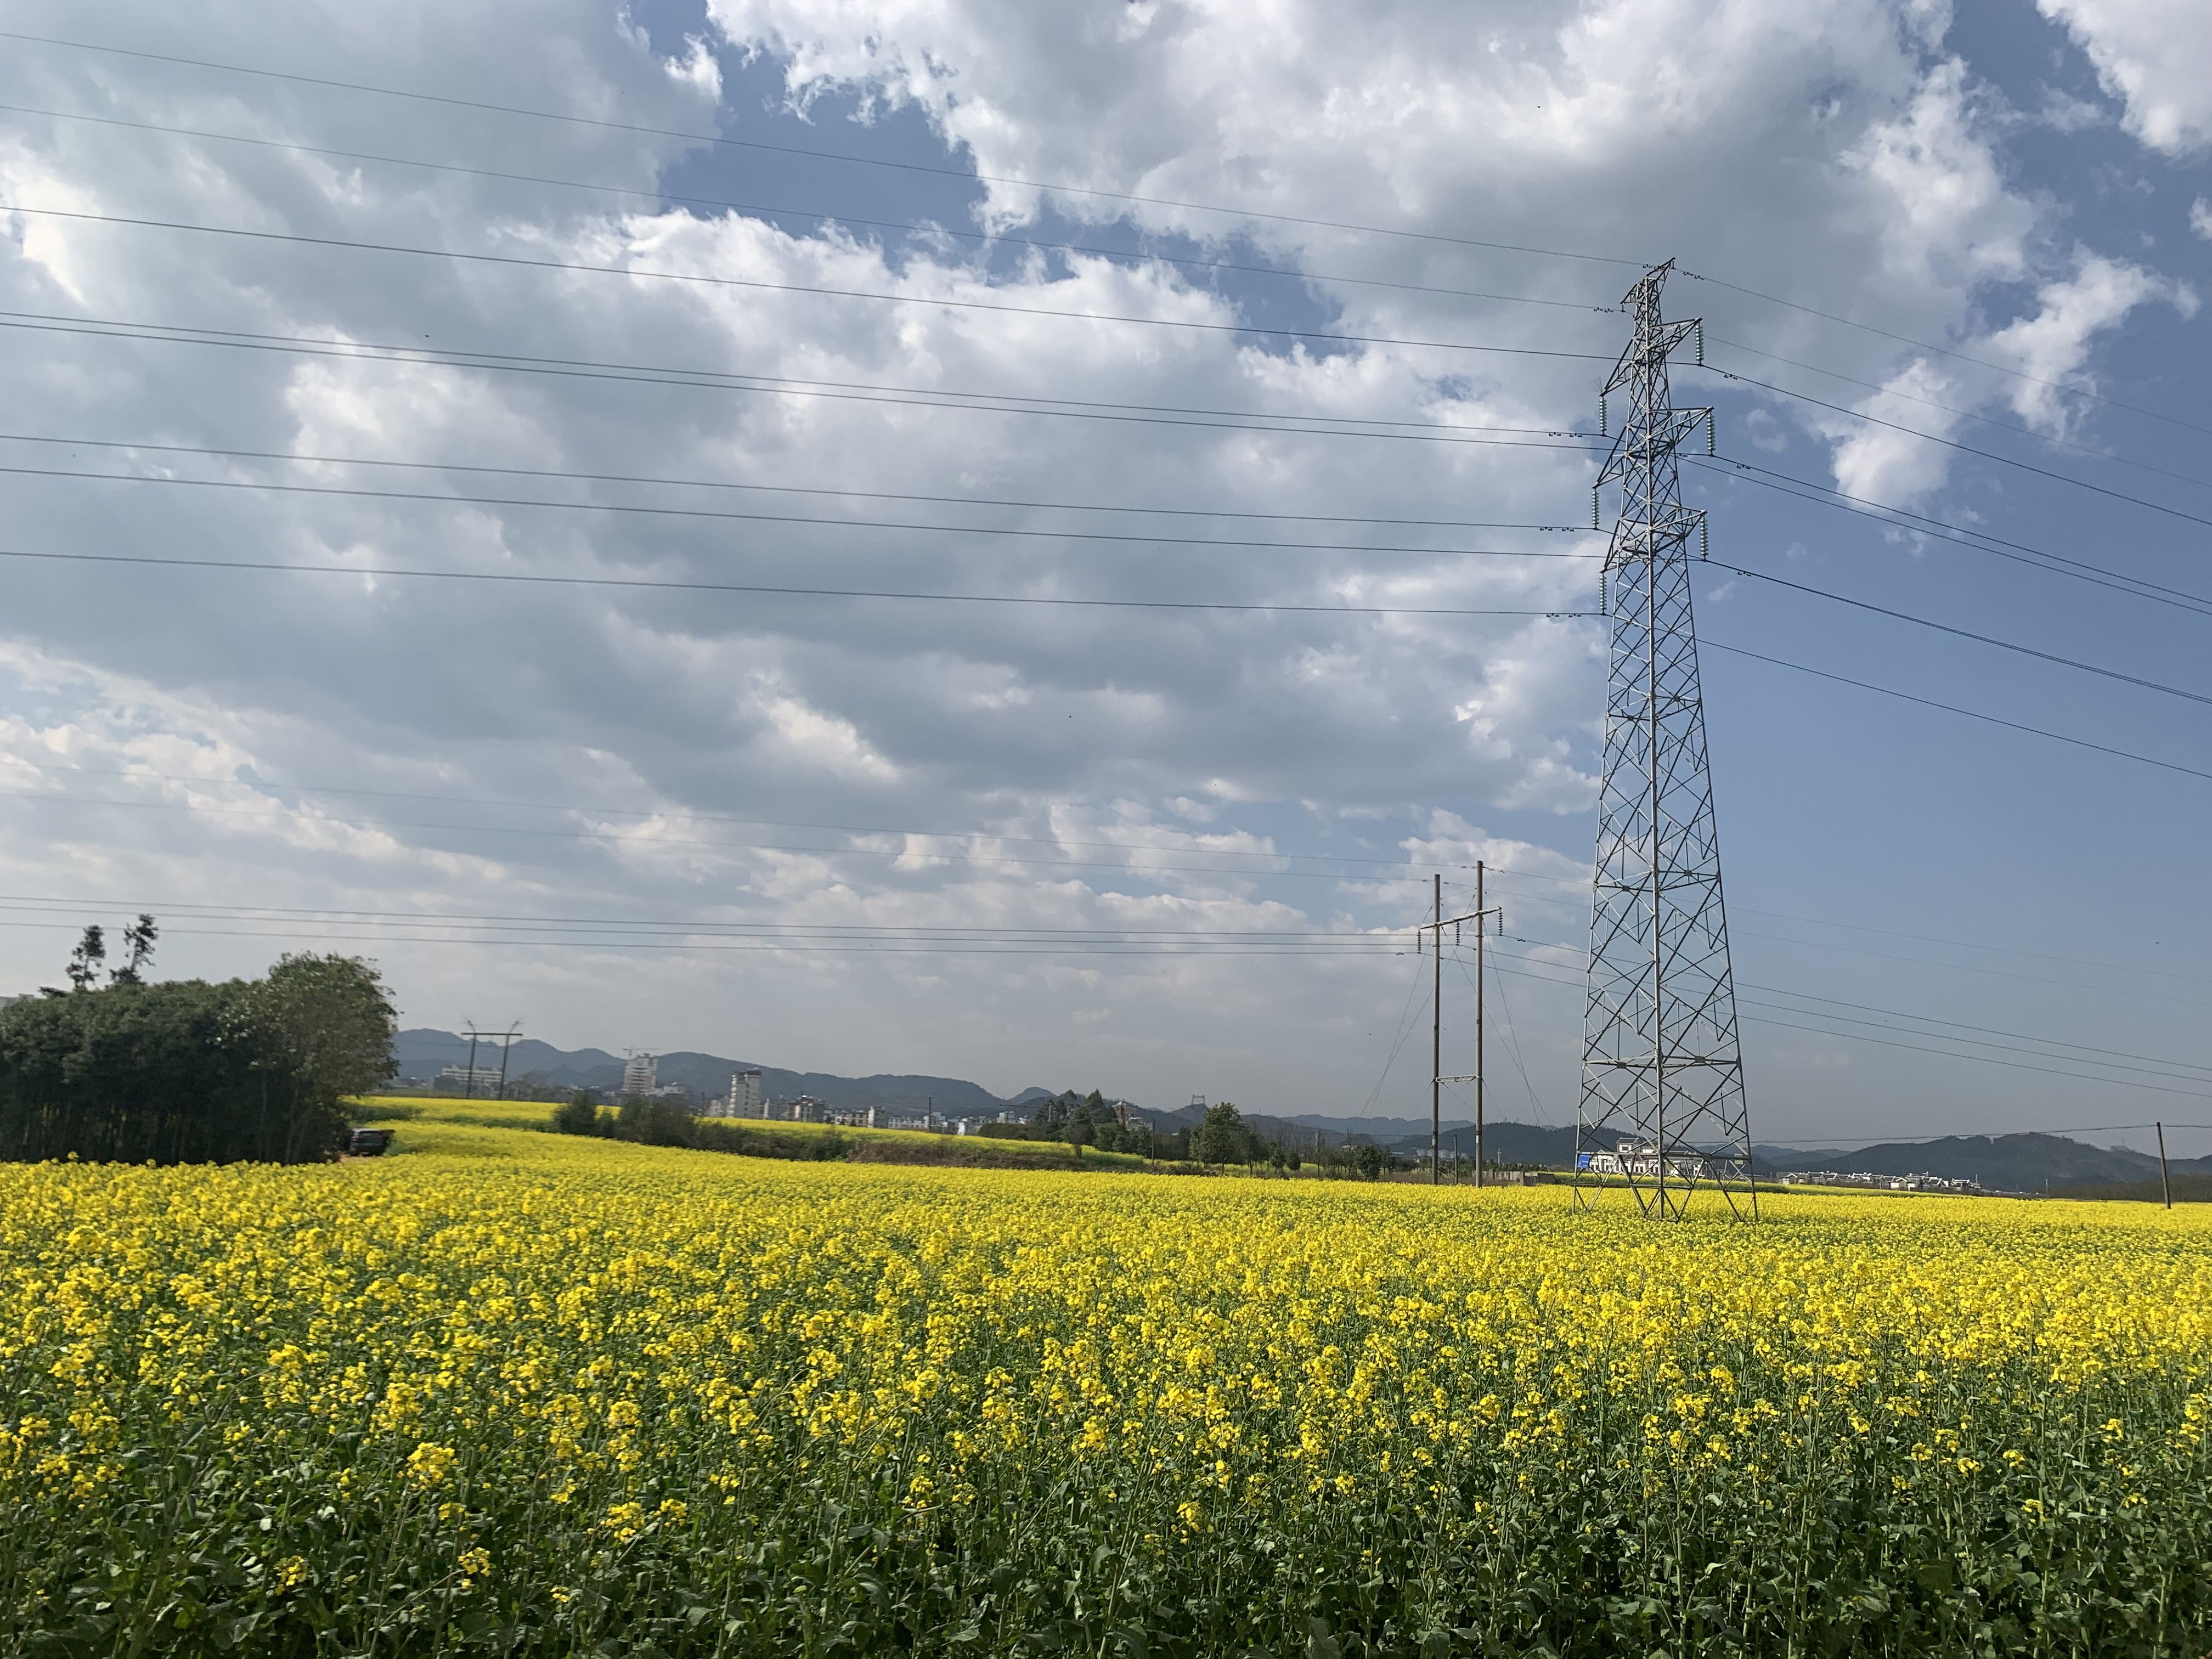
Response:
[1779,1170,1986,1195]
[1576,1138,1718,1181]
[707,1069,764,1120]
[437,1064,507,1093]
[622,1051,657,1097]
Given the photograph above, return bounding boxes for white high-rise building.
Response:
[622,1052,657,1097]
[712,1069,764,1119]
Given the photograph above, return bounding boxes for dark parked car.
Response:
[346,1127,395,1156]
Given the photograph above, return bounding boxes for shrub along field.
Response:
[2,1118,2207,1656]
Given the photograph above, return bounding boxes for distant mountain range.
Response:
[1754,1133,2212,1192]
[394,1032,2205,1193]
[395,1029,1028,1119]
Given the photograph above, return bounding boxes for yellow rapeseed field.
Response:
[3,1118,2208,1656]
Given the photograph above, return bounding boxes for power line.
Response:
[1734,1010,2212,1103]
[1701,340,2212,498]
[12,28,2194,440]
[0,759,1475,874]
[0,101,1626,318]
[0,915,1397,956]
[0,461,1599,561]
[1458,941,2212,1097]
[1691,454,2212,619]
[0,310,1609,453]
[0,784,1507,884]
[1691,362,2212,533]
[0,30,1650,271]
[1703,639,2212,785]
[1732,927,2212,1008]
[37,757,2205,995]
[1678,269,2208,440]
[1733,902,2212,991]
[1711,561,2212,709]
[1481,924,2210,1031]
[0,544,1596,619]
[1743,986,2212,1083]
[1727,1123,2212,1148]
[0,203,1623,365]
[0,893,1404,941]
[0,431,1583,532]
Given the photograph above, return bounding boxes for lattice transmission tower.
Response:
[1573,261,1757,1220]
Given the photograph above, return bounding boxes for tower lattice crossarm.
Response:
[1574,260,1757,1221]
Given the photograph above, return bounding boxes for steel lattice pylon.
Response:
[1573,261,1757,1220]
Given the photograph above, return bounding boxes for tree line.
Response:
[0,921,397,1165]
[986,1092,1399,1177]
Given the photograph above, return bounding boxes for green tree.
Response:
[109,915,159,986]
[551,1090,601,1136]
[1354,1141,1385,1181]
[0,952,395,1165]
[1194,1102,1250,1167]
[62,924,105,993]
[246,954,401,1164]
[614,1095,695,1147]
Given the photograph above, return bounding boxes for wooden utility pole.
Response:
[2157,1120,2172,1210]
[1475,860,1486,1188]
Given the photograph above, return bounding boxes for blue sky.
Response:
[0,0,2205,1154]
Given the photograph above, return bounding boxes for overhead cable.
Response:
[1701,338,2212,496]
[0,31,1648,270]
[8,30,2193,437]
[0,311,1609,452]
[1690,455,2212,619]
[1710,562,2212,709]
[1691,362,2212,532]
[1680,269,2207,439]
[1703,640,2212,785]
[0,204,1621,364]
[0,462,1600,561]
[0,432,1583,532]
[0,544,1596,619]
[0,102,1624,317]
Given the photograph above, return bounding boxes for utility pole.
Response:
[1475,860,1486,1187]
[464,1023,522,1100]
[1418,874,1500,1188]
[494,1025,519,1100]
[1431,873,1441,1184]
[2157,1120,2172,1210]
[1576,259,1756,1221]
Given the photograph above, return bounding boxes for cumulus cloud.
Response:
[2036,0,2212,155]
[1978,252,2194,434]
[1805,250,2185,507]
[0,0,2169,1116]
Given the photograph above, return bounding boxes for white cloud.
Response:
[2036,0,2212,155]
[1978,252,2192,434]
[1805,250,2185,506]
[1813,356,1968,507]
[0,0,2174,1122]
[2192,198,2212,241]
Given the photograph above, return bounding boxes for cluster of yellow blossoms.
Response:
[2,1118,2207,1655]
